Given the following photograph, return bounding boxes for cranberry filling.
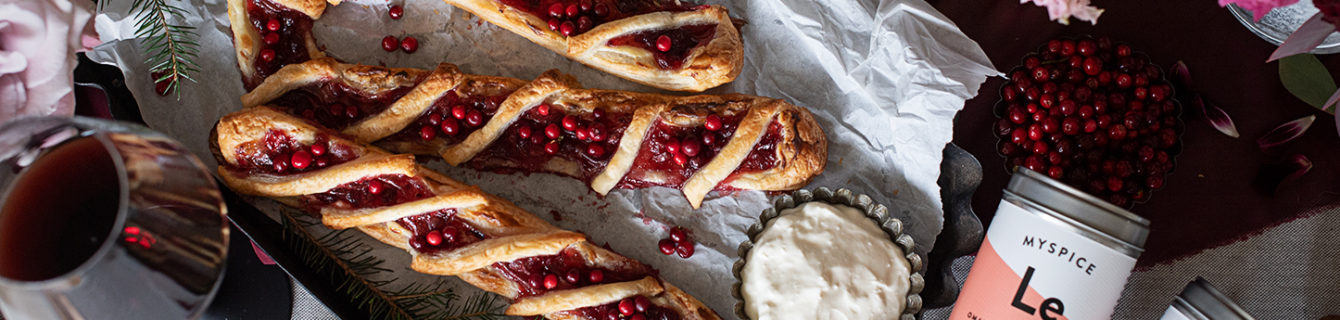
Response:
[491,247,649,298]
[230,130,357,176]
[395,209,488,255]
[269,80,422,129]
[468,104,631,183]
[301,174,435,210]
[496,0,700,37]
[386,90,512,145]
[245,0,315,89]
[716,120,783,190]
[569,295,682,320]
[607,24,717,70]
[615,112,744,189]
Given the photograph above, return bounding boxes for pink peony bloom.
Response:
[1220,0,1302,21]
[1021,0,1104,25]
[0,0,98,124]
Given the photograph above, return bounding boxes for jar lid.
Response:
[1006,168,1151,250]
[1168,277,1256,320]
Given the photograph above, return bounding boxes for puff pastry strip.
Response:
[226,0,742,91]
[214,107,720,319]
[243,58,827,208]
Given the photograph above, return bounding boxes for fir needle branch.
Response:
[126,0,200,99]
[278,210,415,319]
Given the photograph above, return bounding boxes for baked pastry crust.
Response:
[441,1,742,91]
[226,0,326,89]
[214,107,720,320]
[244,58,827,208]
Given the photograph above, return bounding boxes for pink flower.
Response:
[0,0,98,124]
[1021,0,1104,25]
[1220,0,1301,21]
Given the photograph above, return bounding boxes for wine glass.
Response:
[0,116,228,320]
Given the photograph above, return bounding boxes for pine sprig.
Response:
[125,0,200,98]
[277,208,507,320]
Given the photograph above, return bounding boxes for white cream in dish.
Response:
[742,202,911,320]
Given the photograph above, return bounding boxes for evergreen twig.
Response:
[122,0,200,98]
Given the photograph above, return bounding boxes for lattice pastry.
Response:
[227,0,742,91]
[214,106,721,319]
[240,58,827,208]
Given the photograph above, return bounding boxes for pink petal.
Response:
[1268,13,1336,62]
[1171,60,1192,89]
[1253,154,1312,195]
[1194,95,1240,138]
[1257,114,1316,150]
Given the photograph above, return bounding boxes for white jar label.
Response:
[949,200,1138,320]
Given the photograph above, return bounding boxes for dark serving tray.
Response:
[76,54,984,318]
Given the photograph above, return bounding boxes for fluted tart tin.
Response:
[730,187,924,320]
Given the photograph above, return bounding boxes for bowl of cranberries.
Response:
[994,36,1183,208]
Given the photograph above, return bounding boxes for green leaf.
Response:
[1279,54,1339,113]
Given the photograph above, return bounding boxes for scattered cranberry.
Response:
[676,243,695,258]
[465,109,483,126]
[452,105,468,119]
[681,139,701,157]
[565,3,580,17]
[658,239,676,255]
[518,126,533,139]
[634,296,651,313]
[575,128,589,141]
[388,4,403,19]
[536,104,551,116]
[560,21,575,36]
[419,125,436,140]
[400,36,418,53]
[310,143,326,156]
[672,153,688,167]
[669,227,687,242]
[564,269,582,284]
[264,32,279,45]
[562,115,578,130]
[586,144,605,158]
[548,3,565,17]
[548,18,561,31]
[593,3,609,17]
[266,19,281,31]
[588,269,604,283]
[577,16,593,32]
[381,35,398,52]
[655,35,672,52]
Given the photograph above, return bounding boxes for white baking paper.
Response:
[88,0,994,317]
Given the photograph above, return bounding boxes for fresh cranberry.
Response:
[535,104,551,116]
[676,243,695,258]
[578,16,593,32]
[589,125,606,142]
[543,274,559,289]
[565,4,580,17]
[618,298,636,316]
[465,110,483,126]
[428,114,443,126]
[266,19,281,31]
[560,21,575,36]
[388,5,403,19]
[400,36,419,53]
[701,134,715,146]
[264,32,279,45]
[518,126,533,139]
[681,139,701,157]
[452,105,467,119]
[593,3,609,17]
[564,269,582,284]
[548,18,561,31]
[544,141,560,154]
[420,125,436,140]
[658,239,676,255]
[579,0,592,11]
[586,144,605,158]
[588,269,604,283]
[441,118,460,135]
[548,3,565,17]
[673,153,688,167]
[381,35,398,52]
[1116,44,1132,57]
[575,128,590,141]
[655,35,673,52]
[425,230,442,246]
[704,115,722,131]
[310,143,326,156]
[545,124,561,139]
[367,180,384,194]
[665,140,681,154]
[634,295,651,312]
[669,227,688,242]
[562,115,578,130]
[289,150,312,170]
[259,49,276,62]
